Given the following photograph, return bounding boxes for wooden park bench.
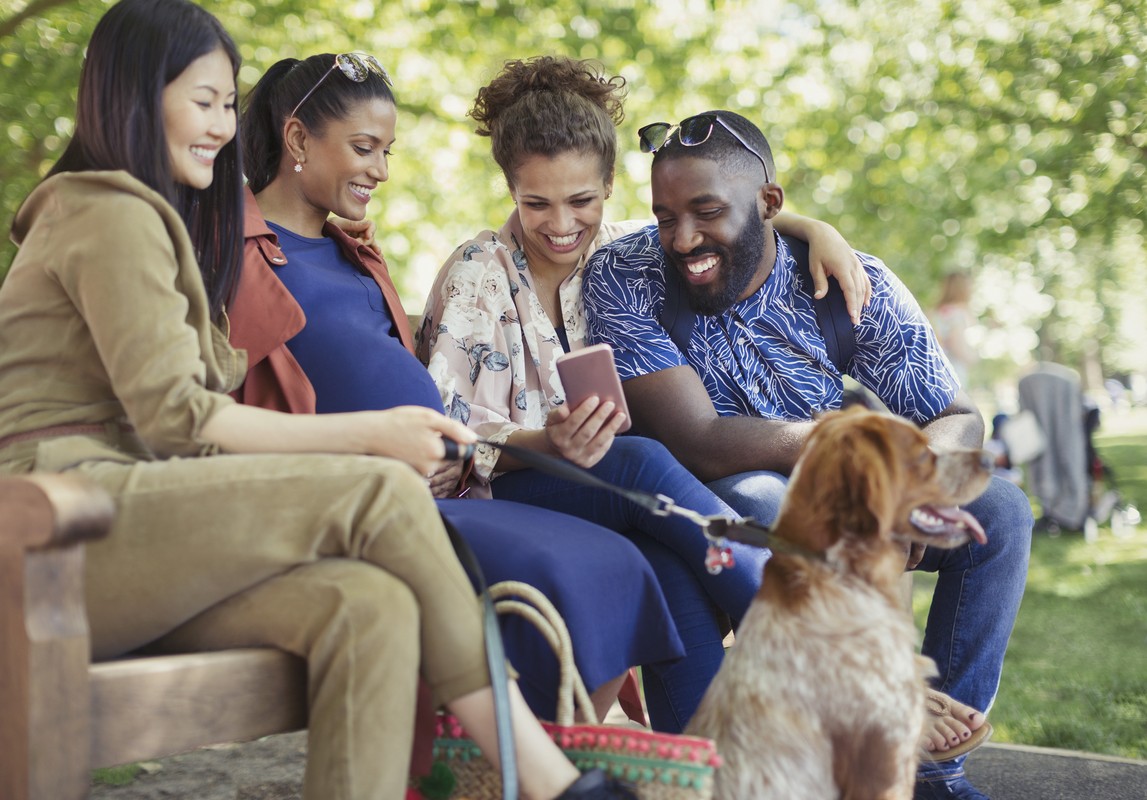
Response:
[0,473,308,800]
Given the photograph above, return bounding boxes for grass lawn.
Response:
[913,406,1147,759]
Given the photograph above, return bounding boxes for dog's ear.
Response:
[835,429,896,541]
[796,410,904,544]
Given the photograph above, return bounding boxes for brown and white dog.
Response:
[686,407,992,800]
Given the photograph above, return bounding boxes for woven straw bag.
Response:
[414,580,722,800]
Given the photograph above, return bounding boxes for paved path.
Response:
[89,733,1147,799]
[966,742,1147,800]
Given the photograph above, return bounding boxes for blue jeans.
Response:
[492,436,770,732]
[706,471,1032,782]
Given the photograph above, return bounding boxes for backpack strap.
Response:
[661,257,695,354]
[657,236,855,372]
[781,234,855,373]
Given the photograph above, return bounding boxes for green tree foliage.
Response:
[775,0,1146,384]
[2,0,1144,385]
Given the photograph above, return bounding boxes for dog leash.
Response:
[447,438,824,565]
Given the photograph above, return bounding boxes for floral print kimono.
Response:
[416,210,639,495]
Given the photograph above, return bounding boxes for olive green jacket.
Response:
[0,171,245,473]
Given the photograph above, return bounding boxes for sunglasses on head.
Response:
[638,113,771,182]
[289,53,391,120]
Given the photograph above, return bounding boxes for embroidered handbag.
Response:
[411,580,722,800]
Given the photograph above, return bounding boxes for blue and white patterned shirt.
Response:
[583,224,959,424]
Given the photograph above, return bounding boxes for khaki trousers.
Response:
[77,452,490,800]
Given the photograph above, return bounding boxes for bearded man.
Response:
[582,110,1031,800]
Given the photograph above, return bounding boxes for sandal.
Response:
[919,689,993,762]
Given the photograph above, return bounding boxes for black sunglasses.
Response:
[289,53,391,120]
[638,113,771,182]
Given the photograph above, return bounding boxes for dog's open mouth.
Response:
[909,505,987,545]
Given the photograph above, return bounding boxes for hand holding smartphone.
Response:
[555,343,632,433]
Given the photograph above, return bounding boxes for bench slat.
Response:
[90,648,307,768]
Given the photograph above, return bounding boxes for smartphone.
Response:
[555,343,632,433]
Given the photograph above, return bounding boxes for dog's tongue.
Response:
[912,505,988,544]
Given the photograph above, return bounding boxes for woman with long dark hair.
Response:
[0,2,635,797]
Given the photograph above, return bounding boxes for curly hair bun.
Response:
[470,55,626,136]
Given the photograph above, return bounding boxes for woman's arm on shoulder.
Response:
[774,210,871,323]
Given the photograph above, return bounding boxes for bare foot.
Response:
[921,689,990,757]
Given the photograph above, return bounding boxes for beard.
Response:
[670,206,768,316]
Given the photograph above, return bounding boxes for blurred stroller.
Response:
[1012,363,1139,538]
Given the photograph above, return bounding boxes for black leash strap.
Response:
[472,439,816,558]
[439,515,518,800]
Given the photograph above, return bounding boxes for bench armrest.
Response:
[1,473,115,800]
[0,473,115,550]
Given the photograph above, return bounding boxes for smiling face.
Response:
[162,47,237,189]
[510,150,612,277]
[292,96,397,231]
[652,155,781,316]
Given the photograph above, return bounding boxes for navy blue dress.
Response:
[268,223,683,716]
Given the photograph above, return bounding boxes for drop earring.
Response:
[294,160,303,173]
